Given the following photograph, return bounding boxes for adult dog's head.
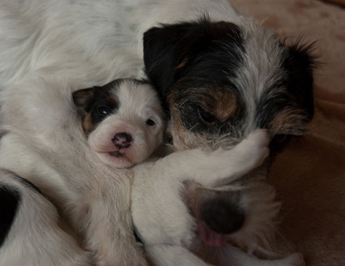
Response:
[143,18,315,251]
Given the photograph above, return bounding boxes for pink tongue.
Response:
[197,223,227,247]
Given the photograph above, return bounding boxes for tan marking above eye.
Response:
[82,113,95,135]
[214,91,238,122]
[170,87,238,123]
[196,89,238,123]
[174,58,189,70]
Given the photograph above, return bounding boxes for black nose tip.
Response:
[201,201,245,235]
[112,132,132,149]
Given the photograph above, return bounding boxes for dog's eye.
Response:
[146,119,155,126]
[98,106,112,116]
[197,107,217,124]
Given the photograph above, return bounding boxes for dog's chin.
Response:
[197,222,227,247]
[96,151,135,168]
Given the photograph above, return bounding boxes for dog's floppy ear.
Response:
[283,42,317,121]
[72,88,94,116]
[144,25,190,99]
[144,20,244,101]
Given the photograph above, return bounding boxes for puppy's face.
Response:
[144,19,315,250]
[73,79,164,168]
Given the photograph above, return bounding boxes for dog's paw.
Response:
[245,129,270,148]
[236,129,269,167]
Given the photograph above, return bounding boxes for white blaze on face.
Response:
[88,80,164,168]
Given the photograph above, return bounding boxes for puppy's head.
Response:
[73,79,164,168]
[144,18,316,250]
[144,19,316,152]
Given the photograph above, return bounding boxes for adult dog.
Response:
[0,0,314,265]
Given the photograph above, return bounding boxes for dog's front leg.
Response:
[71,175,149,266]
[153,129,269,188]
[146,245,213,266]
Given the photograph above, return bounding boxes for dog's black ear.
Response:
[72,88,94,116]
[283,42,317,121]
[144,25,190,99]
[144,20,244,101]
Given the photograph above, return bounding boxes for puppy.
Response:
[72,78,164,168]
[142,5,316,256]
[0,76,156,266]
[0,169,93,266]
[73,80,303,266]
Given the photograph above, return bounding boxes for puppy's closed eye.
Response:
[197,107,218,125]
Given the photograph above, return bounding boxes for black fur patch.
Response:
[144,18,244,98]
[197,189,245,235]
[0,184,21,247]
[78,81,120,125]
[11,174,42,195]
[282,42,316,120]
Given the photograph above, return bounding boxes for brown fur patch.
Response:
[213,90,238,122]
[269,111,307,136]
[168,104,194,149]
[174,58,189,70]
[82,113,95,135]
[181,87,238,123]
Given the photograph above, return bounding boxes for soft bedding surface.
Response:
[231,0,345,265]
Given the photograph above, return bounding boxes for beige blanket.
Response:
[231,0,345,265]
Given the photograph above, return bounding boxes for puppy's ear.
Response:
[72,88,94,116]
[283,42,317,121]
[144,20,244,101]
[144,25,189,99]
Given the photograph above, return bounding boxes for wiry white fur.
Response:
[0,0,283,95]
[234,24,287,136]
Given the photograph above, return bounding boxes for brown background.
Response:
[230,0,345,265]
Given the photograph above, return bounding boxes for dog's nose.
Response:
[201,201,245,235]
[112,132,132,149]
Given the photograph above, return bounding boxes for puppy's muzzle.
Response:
[112,132,132,149]
[193,188,245,235]
[200,196,245,235]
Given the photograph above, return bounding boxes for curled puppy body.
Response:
[74,80,302,266]
[0,76,154,266]
[0,169,93,266]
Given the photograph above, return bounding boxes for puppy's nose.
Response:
[201,201,245,235]
[112,132,132,149]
